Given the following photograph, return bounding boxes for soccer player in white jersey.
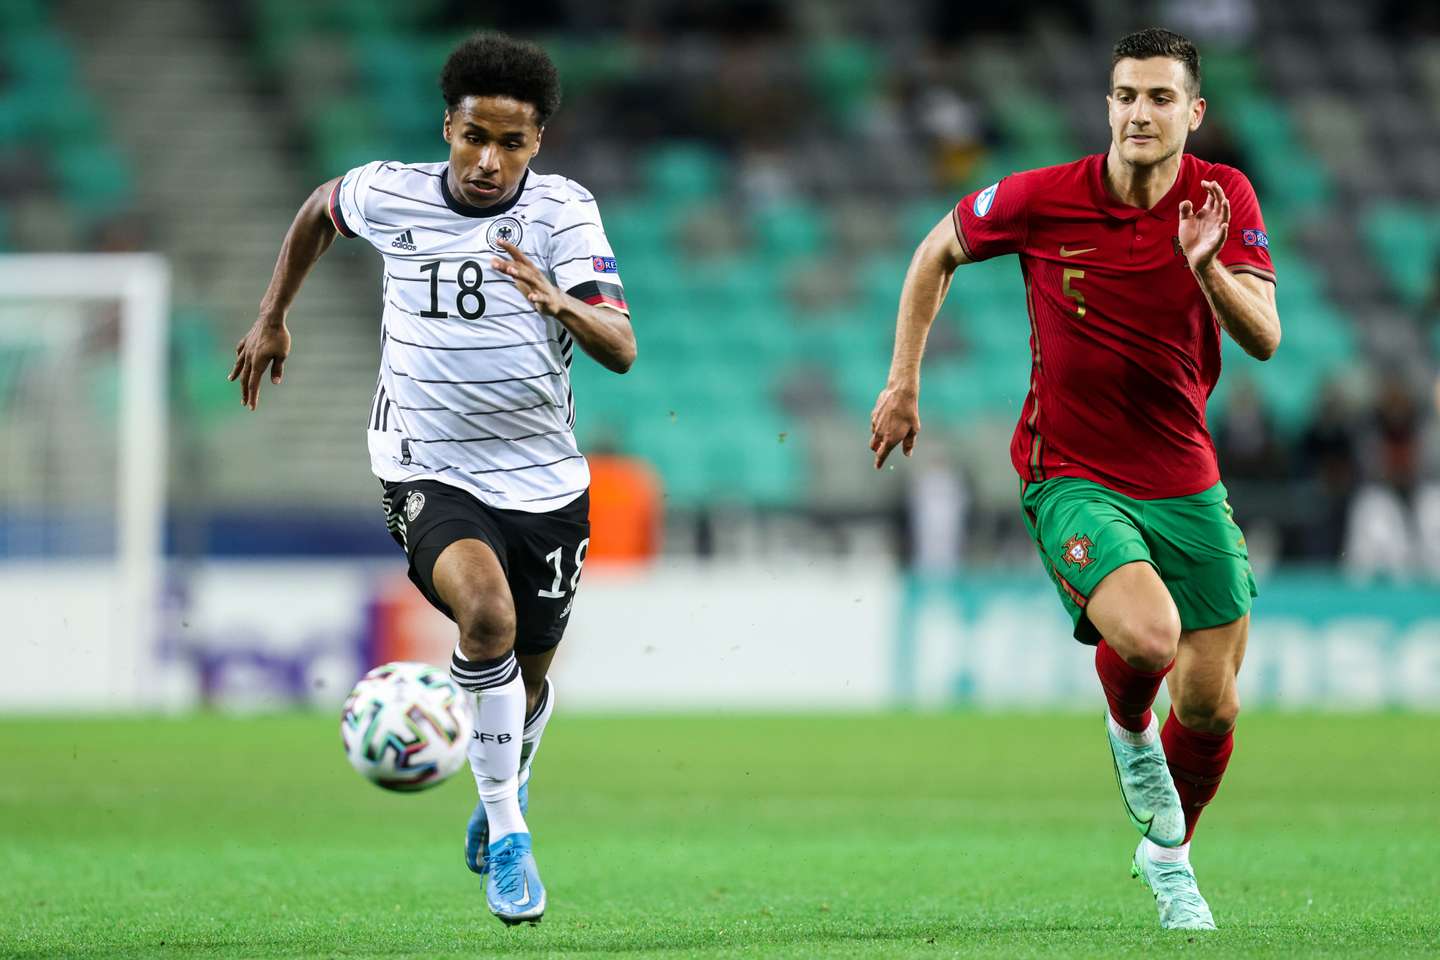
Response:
[228,32,636,925]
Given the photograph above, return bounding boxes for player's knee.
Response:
[1177,689,1240,734]
[454,593,517,661]
[1113,611,1180,672]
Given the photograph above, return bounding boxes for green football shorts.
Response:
[1019,476,1257,645]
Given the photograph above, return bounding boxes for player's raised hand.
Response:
[493,240,566,316]
[228,317,291,411]
[1178,179,1230,272]
[869,383,921,469]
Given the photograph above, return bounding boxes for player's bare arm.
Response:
[228,176,343,409]
[869,212,970,469]
[491,238,636,373]
[1181,179,1281,360]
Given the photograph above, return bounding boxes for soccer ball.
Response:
[340,661,472,792]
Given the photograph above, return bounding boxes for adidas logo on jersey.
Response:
[391,229,417,252]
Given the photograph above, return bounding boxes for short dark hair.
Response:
[439,32,562,127]
[1111,28,1201,99]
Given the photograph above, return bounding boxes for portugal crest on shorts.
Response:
[405,491,426,523]
[485,216,524,252]
[1062,534,1094,570]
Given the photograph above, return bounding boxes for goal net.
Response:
[0,254,169,710]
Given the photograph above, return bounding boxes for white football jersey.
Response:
[328,161,627,512]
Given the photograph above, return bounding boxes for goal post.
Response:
[0,254,169,710]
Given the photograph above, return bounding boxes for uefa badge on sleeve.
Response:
[974,182,999,218]
[486,216,524,252]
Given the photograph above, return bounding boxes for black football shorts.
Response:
[381,479,591,655]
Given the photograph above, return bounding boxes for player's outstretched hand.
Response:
[493,240,565,316]
[869,383,921,469]
[1178,179,1230,272]
[228,318,291,411]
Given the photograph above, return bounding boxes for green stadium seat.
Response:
[4,30,74,88]
[644,143,726,201]
[1202,52,1260,102]
[51,143,132,216]
[541,38,639,93]
[0,94,27,145]
[922,362,989,422]
[171,308,237,422]
[32,87,96,144]
[752,201,831,259]
[997,97,1065,147]
[310,97,387,175]
[1363,205,1439,305]
[1228,98,1332,215]
[897,197,954,247]
[856,253,910,313]
[0,0,46,30]
[735,421,807,507]
[604,198,688,255]
[806,39,882,129]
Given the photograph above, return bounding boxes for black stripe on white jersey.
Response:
[369,221,476,238]
[384,273,544,297]
[383,304,546,344]
[550,220,600,238]
[552,254,599,270]
[514,195,596,212]
[380,163,442,178]
[370,185,448,209]
[386,332,560,352]
[467,454,584,476]
[395,399,564,417]
[388,369,563,386]
[520,487,588,503]
[410,427,571,445]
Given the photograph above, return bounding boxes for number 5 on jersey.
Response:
[538,538,589,598]
[1063,267,1086,319]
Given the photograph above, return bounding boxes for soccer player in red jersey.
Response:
[869,28,1280,930]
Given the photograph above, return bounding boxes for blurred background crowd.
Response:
[3,0,1440,580]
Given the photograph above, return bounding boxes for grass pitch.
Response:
[2,711,1437,958]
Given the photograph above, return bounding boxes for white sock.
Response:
[518,677,555,789]
[1146,839,1190,864]
[1108,711,1159,747]
[450,646,528,841]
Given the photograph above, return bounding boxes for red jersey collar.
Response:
[1088,152,1193,222]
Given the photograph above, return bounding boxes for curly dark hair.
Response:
[439,32,561,126]
[1111,28,1201,99]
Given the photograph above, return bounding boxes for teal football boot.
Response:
[1132,840,1217,930]
[1105,715,1186,847]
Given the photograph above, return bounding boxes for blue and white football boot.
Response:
[485,832,546,925]
[464,781,529,876]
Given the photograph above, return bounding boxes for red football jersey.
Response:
[952,153,1276,499]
